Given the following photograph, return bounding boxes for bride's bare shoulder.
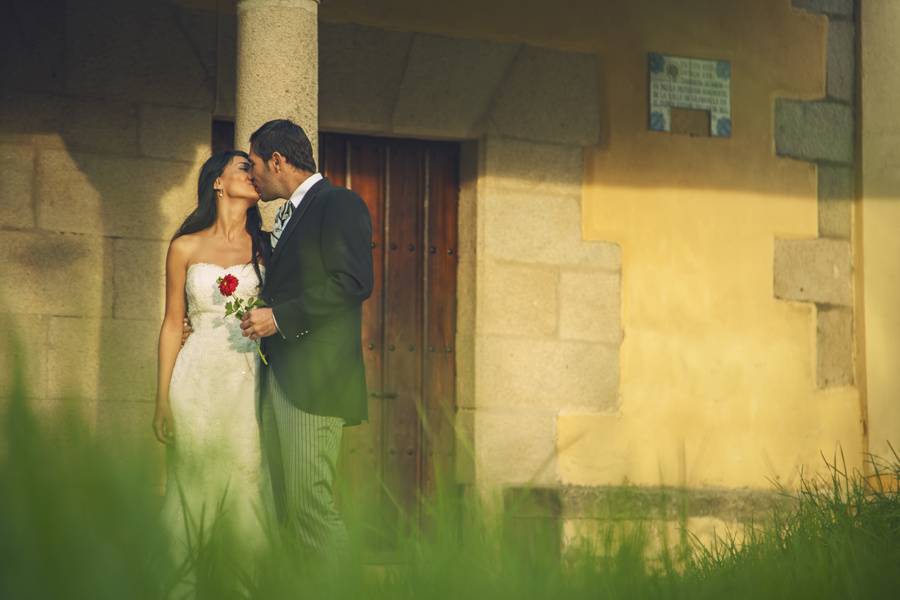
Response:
[168,234,202,265]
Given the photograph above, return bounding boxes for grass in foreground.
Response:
[2,356,899,599]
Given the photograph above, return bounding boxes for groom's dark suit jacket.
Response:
[260,177,374,425]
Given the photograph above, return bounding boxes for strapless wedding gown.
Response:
[161,262,270,556]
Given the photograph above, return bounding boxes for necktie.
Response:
[271,200,294,249]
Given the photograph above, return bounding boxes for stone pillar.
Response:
[235,0,319,156]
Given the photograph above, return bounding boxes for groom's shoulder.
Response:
[321,179,358,198]
[321,181,366,210]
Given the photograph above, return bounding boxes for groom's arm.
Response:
[271,189,374,338]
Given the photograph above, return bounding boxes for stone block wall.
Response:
[1,10,623,496]
[472,137,622,488]
[318,21,600,145]
[773,0,857,388]
[315,0,868,532]
[0,0,218,453]
[504,485,793,560]
[318,22,621,491]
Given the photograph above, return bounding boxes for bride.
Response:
[152,150,271,557]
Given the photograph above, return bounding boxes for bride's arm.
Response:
[153,238,189,445]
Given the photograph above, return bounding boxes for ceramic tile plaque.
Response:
[648,52,732,137]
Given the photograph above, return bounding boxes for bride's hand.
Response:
[153,402,175,445]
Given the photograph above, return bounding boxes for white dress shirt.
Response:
[287,172,323,211]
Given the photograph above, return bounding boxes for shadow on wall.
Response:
[0,0,221,453]
[316,0,869,198]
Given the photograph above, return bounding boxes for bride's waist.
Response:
[176,332,259,372]
[186,315,249,338]
[180,331,257,357]
[188,312,238,326]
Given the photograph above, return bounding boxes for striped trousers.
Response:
[261,367,348,560]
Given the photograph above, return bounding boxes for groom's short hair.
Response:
[249,119,317,173]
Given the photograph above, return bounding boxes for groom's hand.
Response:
[181,317,192,347]
[241,307,277,340]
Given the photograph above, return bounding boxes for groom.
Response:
[239,119,373,558]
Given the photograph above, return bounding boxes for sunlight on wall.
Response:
[861,1,900,462]
[571,181,860,488]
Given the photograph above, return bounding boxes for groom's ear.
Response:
[270,152,280,173]
[270,151,287,174]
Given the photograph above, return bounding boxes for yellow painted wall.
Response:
[575,6,862,488]
[861,2,900,462]
[323,0,864,489]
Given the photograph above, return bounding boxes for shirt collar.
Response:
[288,172,324,208]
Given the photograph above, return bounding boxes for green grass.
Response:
[2,344,899,600]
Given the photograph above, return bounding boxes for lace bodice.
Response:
[184,262,263,351]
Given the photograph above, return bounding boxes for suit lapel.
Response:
[270,178,329,266]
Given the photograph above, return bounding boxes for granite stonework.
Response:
[774,0,857,389]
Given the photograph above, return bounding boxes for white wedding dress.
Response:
[161,262,270,558]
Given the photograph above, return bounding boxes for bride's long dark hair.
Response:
[174,150,269,284]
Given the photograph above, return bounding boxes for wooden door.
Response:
[320,133,459,547]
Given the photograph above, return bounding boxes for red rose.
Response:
[217,274,239,297]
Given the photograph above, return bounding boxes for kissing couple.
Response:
[152,119,374,565]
